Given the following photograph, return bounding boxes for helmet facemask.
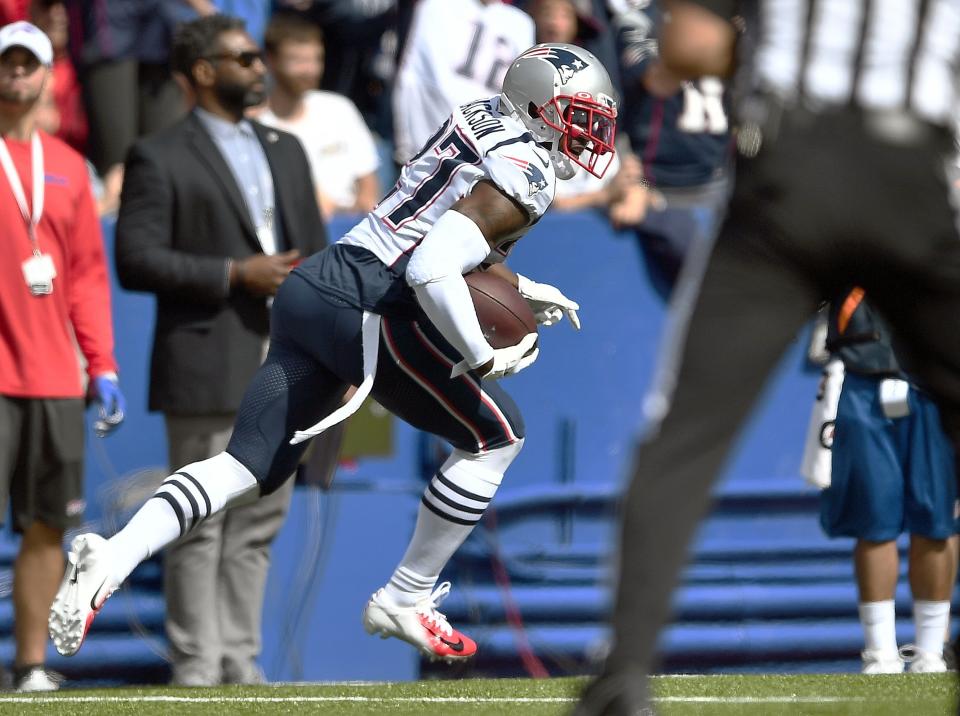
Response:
[538,93,617,179]
[499,43,619,180]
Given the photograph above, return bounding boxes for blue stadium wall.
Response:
[12,211,955,684]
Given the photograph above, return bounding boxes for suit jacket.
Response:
[115,111,328,415]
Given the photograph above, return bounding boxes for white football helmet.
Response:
[500,43,618,180]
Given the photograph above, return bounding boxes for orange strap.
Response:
[837,287,865,335]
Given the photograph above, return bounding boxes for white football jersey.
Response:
[341,95,556,267]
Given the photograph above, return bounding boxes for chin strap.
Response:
[551,150,577,179]
[289,310,381,445]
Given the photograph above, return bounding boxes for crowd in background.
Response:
[0,0,704,237]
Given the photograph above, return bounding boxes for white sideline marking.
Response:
[0,695,868,704]
[657,696,866,703]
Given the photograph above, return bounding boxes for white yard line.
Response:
[0,697,573,704]
[0,695,869,704]
[656,696,866,703]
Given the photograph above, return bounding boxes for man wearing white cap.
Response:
[0,21,125,691]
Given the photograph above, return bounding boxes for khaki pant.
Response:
[163,413,295,686]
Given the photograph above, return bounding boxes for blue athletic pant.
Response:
[820,372,959,541]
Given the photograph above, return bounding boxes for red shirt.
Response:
[0,131,116,398]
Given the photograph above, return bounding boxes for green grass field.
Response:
[0,674,957,715]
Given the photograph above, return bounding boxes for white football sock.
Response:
[382,507,472,608]
[914,600,950,656]
[859,600,897,652]
[384,440,522,607]
[107,452,259,585]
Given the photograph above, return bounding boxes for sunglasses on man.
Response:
[203,49,264,68]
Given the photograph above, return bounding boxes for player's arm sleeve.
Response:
[68,162,118,380]
[480,144,555,222]
[114,143,232,304]
[406,210,495,369]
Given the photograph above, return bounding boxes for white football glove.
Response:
[516,274,581,330]
[450,333,539,379]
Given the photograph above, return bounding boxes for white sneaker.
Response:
[861,648,904,674]
[14,667,62,692]
[901,644,947,673]
[48,534,119,656]
[362,581,477,663]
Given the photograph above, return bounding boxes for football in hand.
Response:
[465,271,538,349]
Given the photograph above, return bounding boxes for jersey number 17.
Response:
[381,126,482,231]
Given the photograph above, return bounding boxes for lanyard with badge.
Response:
[0,132,54,296]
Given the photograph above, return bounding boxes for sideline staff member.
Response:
[0,21,124,692]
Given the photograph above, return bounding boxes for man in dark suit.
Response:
[114,14,327,686]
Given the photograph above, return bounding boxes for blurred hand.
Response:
[609,183,652,229]
[238,250,301,296]
[97,164,124,217]
[615,153,644,185]
[90,374,126,437]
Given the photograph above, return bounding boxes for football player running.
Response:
[49,43,617,664]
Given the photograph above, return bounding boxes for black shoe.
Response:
[572,671,654,716]
[944,638,959,672]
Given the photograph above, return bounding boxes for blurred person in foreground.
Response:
[575,1,960,713]
[51,40,614,666]
[258,13,380,218]
[0,20,124,691]
[110,14,328,685]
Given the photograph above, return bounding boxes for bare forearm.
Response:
[353,173,380,214]
[483,263,519,288]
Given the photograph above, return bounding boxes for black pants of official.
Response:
[579,109,960,713]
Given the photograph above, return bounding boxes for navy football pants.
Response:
[226,273,525,494]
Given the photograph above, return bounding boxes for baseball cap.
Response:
[0,22,53,67]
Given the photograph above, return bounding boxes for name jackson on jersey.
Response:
[461,98,506,140]
[461,98,551,197]
[290,95,557,319]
